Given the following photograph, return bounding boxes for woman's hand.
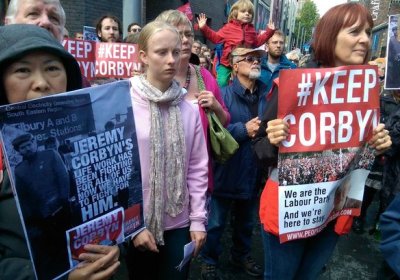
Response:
[198,91,219,111]
[197,13,208,29]
[190,231,207,257]
[68,244,120,280]
[198,90,229,125]
[369,123,392,155]
[266,119,289,146]
[267,19,275,30]
[132,229,159,253]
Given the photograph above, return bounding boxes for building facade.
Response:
[359,0,400,58]
[61,0,123,37]
[0,0,298,51]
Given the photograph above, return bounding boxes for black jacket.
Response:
[382,94,400,207]
[0,171,34,280]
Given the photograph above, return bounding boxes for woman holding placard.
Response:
[0,24,120,280]
[254,3,392,279]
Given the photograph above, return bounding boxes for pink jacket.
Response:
[130,76,208,232]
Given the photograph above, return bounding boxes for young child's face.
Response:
[237,8,252,23]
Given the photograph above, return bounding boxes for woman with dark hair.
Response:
[0,24,120,280]
[254,3,392,279]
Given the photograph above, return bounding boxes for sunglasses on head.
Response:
[237,55,262,64]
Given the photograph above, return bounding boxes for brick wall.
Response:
[61,0,123,36]
[365,0,400,58]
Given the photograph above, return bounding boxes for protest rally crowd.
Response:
[279,147,377,186]
[0,0,399,280]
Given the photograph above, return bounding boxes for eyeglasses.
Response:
[131,28,141,32]
[236,56,262,64]
[179,31,194,39]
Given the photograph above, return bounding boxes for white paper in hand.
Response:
[176,240,196,271]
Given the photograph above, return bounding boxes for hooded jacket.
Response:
[0,24,82,105]
[260,54,297,93]
[0,24,82,279]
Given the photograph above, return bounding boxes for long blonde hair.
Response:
[228,0,254,22]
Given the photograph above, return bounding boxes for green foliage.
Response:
[294,0,319,44]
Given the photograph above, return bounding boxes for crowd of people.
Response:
[0,0,399,280]
[278,147,377,186]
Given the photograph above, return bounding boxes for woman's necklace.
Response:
[183,65,191,90]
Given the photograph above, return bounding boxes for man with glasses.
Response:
[200,47,267,280]
[260,30,296,93]
[127,22,142,34]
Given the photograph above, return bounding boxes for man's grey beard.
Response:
[249,69,261,80]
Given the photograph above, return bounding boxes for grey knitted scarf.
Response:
[138,75,187,245]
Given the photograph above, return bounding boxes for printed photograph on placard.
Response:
[0,81,144,280]
[275,66,380,243]
[385,14,400,89]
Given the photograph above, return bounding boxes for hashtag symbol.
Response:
[297,73,313,106]
[98,44,105,58]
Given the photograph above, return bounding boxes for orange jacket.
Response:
[259,174,353,237]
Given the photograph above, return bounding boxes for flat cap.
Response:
[12,133,34,150]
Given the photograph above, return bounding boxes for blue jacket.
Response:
[380,193,400,277]
[259,55,297,93]
[213,77,268,199]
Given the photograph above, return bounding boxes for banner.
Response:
[63,39,141,80]
[276,66,380,242]
[0,81,144,279]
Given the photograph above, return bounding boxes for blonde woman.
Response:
[126,21,208,279]
[155,10,230,195]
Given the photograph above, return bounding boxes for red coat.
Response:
[200,19,275,67]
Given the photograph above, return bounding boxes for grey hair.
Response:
[231,55,244,65]
[155,9,193,31]
[5,0,66,27]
